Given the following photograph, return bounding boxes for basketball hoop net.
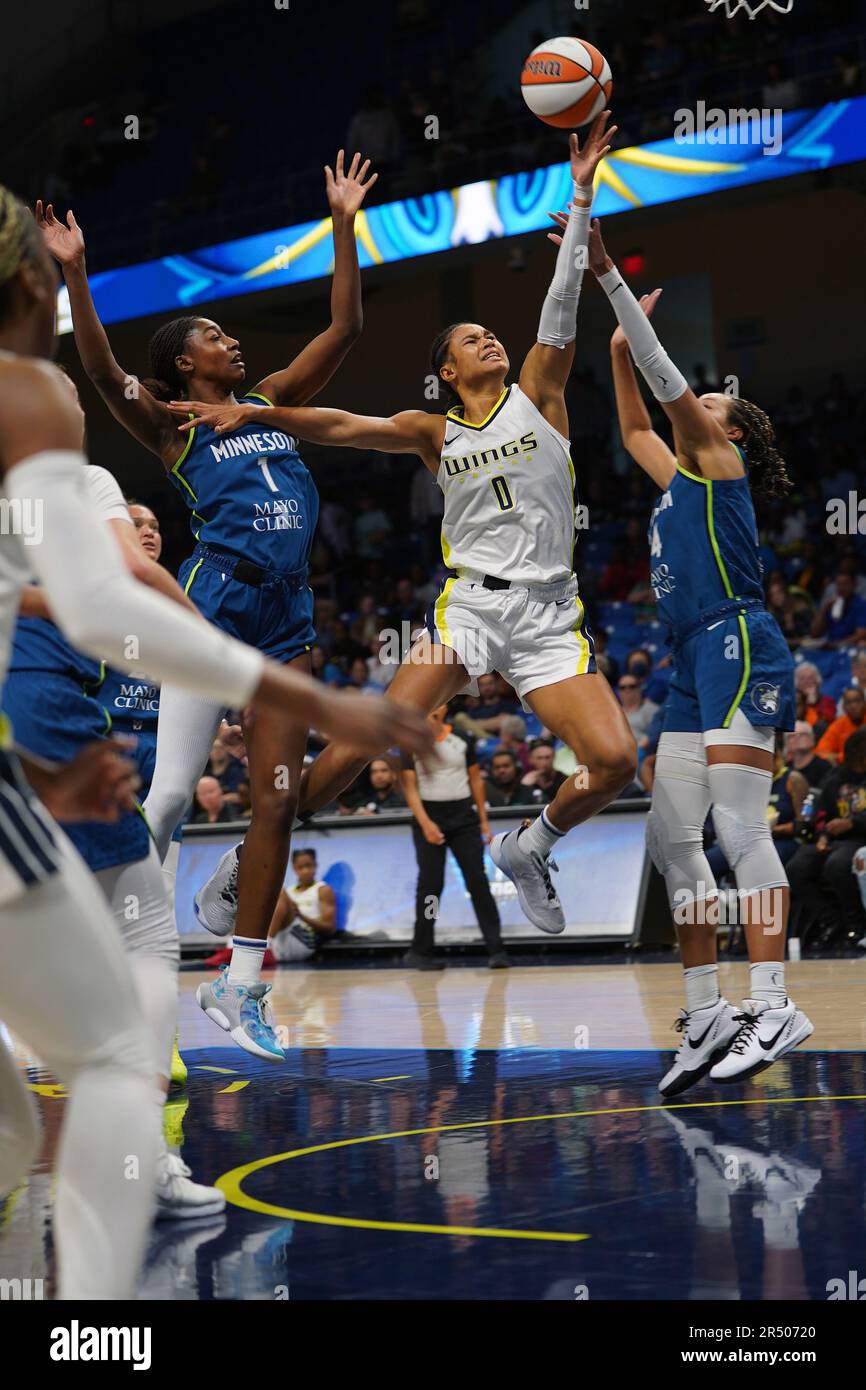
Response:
[704,0,793,17]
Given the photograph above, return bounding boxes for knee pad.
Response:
[647,739,717,910]
[709,763,787,894]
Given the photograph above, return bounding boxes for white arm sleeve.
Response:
[597,266,688,403]
[7,451,264,708]
[84,464,132,524]
[537,188,592,349]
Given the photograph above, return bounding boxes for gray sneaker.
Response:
[194,843,242,938]
[489,830,565,934]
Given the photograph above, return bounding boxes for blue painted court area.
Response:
[134,1045,865,1300]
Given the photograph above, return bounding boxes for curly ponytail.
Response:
[142,316,200,401]
[727,397,791,499]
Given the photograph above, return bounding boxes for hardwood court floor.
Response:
[4,957,865,1300]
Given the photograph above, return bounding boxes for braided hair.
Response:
[142,316,200,402]
[727,397,791,500]
[429,323,466,413]
[0,184,40,323]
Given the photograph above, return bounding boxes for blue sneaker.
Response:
[196,968,285,1063]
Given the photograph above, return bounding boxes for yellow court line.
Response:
[369,1075,412,1083]
[216,1092,864,1242]
[219,1080,250,1094]
[194,1066,239,1074]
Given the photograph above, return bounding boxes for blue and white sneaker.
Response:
[196,968,285,1063]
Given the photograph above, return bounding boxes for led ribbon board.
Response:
[58,97,865,333]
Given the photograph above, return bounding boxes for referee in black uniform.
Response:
[401,704,508,970]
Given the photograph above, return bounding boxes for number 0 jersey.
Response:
[647,447,765,640]
[437,384,576,585]
[170,392,319,574]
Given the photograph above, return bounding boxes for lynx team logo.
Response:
[704,0,793,17]
[752,682,781,715]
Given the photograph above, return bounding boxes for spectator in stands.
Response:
[346,656,378,693]
[193,775,235,825]
[366,631,397,690]
[599,538,648,602]
[355,757,407,814]
[310,643,342,687]
[787,727,866,946]
[351,593,381,648]
[457,674,519,737]
[520,739,568,805]
[766,575,813,647]
[346,84,401,167]
[784,722,832,790]
[816,687,866,764]
[840,649,866,709]
[794,662,836,732]
[811,570,866,648]
[485,748,534,808]
[498,714,531,773]
[616,672,658,741]
[354,492,393,559]
[624,647,670,705]
[387,577,424,633]
[205,734,248,804]
[761,60,801,109]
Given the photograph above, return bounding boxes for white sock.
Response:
[749,961,787,1009]
[228,936,267,988]
[684,964,720,1014]
[518,808,566,859]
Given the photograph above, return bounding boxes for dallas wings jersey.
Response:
[647,446,765,639]
[437,384,577,585]
[170,392,318,573]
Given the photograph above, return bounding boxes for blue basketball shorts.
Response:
[663,608,796,736]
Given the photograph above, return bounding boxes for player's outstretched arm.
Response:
[167,400,445,470]
[609,293,677,490]
[588,219,742,481]
[519,112,616,435]
[0,360,434,764]
[253,152,377,408]
[35,202,178,463]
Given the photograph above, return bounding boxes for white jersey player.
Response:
[181,113,638,941]
[0,184,431,1297]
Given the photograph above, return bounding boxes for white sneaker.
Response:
[194,843,242,938]
[710,998,814,1083]
[489,830,565,934]
[154,1150,226,1222]
[658,998,741,1098]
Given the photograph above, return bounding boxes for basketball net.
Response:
[704,0,793,17]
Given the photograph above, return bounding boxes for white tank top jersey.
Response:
[437,383,576,586]
[287,880,327,923]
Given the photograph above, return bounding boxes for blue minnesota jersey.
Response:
[10,615,102,690]
[99,666,159,734]
[647,449,764,638]
[170,392,319,573]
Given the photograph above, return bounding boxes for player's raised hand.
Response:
[324,150,378,219]
[569,111,616,192]
[35,202,85,264]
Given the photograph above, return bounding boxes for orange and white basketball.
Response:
[520,36,613,129]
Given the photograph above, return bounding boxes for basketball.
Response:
[520,36,613,129]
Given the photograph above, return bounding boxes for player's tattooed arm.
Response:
[35,203,180,463]
[169,401,445,472]
[253,152,378,408]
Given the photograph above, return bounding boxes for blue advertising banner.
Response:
[57,98,864,333]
